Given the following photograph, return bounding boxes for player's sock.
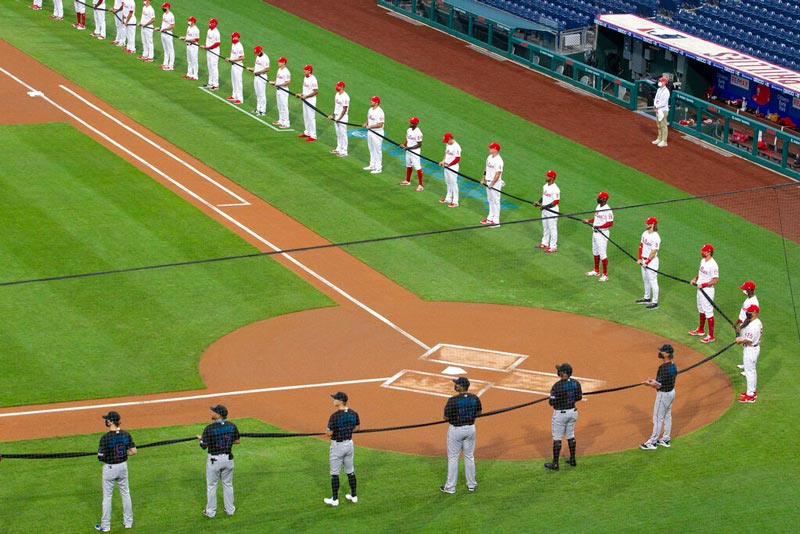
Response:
[331,475,340,500]
[346,472,357,497]
[417,169,423,186]
[708,316,715,337]
[698,313,706,332]
[568,438,576,459]
[601,258,608,275]
[552,440,562,463]
[593,255,600,272]
[82,13,86,26]
[405,167,412,182]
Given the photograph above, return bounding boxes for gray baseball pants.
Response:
[648,389,675,443]
[100,462,133,530]
[444,424,476,492]
[551,408,578,440]
[329,439,355,475]
[205,454,235,517]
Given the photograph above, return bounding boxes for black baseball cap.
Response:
[453,377,470,389]
[102,411,121,424]
[556,363,573,376]
[331,392,348,402]
[658,344,674,355]
[210,405,228,418]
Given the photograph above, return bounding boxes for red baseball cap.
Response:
[231,31,240,41]
[546,169,557,179]
[409,116,419,125]
[209,18,218,27]
[739,280,756,291]
[162,2,170,8]
[253,45,263,55]
[278,56,287,63]
[701,243,714,254]
[488,142,501,151]
[597,191,609,200]
[658,76,669,83]
[371,95,381,104]
[645,216,658,225]
[335,81,345,89]
[442,132,453,143]
[304,64,313,72]
[744,304,760,313]
[187,16,196,23]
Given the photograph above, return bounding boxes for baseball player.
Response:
[201,18,221,90]
[636,217,661,309]
[270,57,291,128]
[652,76,670,148]
[198,405,240,518]
[122,0,137,54]
[438,132,461,206]
[533,169,560,252]
[49,0,64,20]
[90,0,107,40]
[94,411,137,532]
[639,344,677,450]
[324,392,360,507]
[735,304,762,403]
[297,65,319,141]
[545,363,582,470]
[582,191,614,281]
[138,0,156,62]
[225,32,245,104]
[73,0,86,30]
[688,243,719,344]
[179,16,200,81]
[440,377,482,494]
[111,0,125,46]
[363,96,385,174]
[155,2,175,70]
[735,280,760,375]
[328,81,350,156]
[248,45,270,116]
[480,142,504,227]
[399,117,424,191]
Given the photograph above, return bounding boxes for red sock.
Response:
[593,255,600,272]
[708,317,715,337]
[405,167,412,181]
[417,169,423,186]
[82,13,86,26]
[77,13,80,24]
[698,314,706,332]
[601,258,608,275]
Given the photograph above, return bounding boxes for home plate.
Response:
[441,366,467,375]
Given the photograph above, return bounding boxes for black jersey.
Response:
[655,362,678,392]
[97,429,136,464]
[327,408,360,441]
[443,393,482,426]
[200,420,240,456]
[549,378,583,410]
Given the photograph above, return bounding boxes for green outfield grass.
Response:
[0,0,798,531]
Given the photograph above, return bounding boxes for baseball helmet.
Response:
[453,377,470,389]
[701,243,714,254]
[409,116,419,125]
[162,2,170,8]
[597,191,610,200]
[331,391,348,402]
[209,18,218,28]
[442,132,453,143]
[210,404,228,418]
[231,31,240,41]
[739,280,756,291]
[745,304,760,313]
[658,76,669,83]
[335,80,345,89]
[546,169,557,179]
[556,363,573,376]
[370,95,381,104]
[102,411,121,424]
[278,56,287,63]
[187,16,196,23]
[645,216,658,225]
[253,45,263,55]
[304,64,313,72]
[488,142,501,151]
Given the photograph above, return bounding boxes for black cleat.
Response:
[564,457,576,466]
[544,462,559,471]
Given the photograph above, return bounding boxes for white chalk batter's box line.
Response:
[199,86,296,133]
[381,370,494,398]
[419,343,528,372]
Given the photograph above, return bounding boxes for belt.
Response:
[332,439,352,443]
[209,453,231,457]
[750,344,760,347]
[557,408,577,413]
[451,423,474,427]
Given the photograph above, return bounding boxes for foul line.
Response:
[59,84,250,207]
[198,86,295,132]
[1,66,432,352]
[0,377,390,418]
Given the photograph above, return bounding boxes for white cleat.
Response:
[345,494,358,503]
[323,497,339,507]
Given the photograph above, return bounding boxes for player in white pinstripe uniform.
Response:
[297,65,319,141]
[688,244,719,344]
[248,45,270,116]
[363,96,385,174]
[533,169,560,252]
[225,32,245,104]
[179,16,199,81]
[201,18,221,90]
[328,81,350,156]
[438,132,461,207]
[90,0,107,40]
[481,142,504,227]
[156,2,175,70]
[636,217,661,309]
[735,305,762,403]
[399,117,424,191]
[138,0,156,62]
[582,191,614,281]
[270,57,291,128]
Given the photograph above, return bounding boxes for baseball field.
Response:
[0,0,798,532]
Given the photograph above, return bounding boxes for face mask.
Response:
[163,8,167,12]
[105,420,111,427]
[745,313,753,320]
[597,199,603,205]
[658,352,665,359]
[743,290,749,296]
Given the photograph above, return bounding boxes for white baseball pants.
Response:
[53,0,64,18]
[405,149,422,170]
[367,128,384,171]
[186,45,198,79]
[231,62,243,101]
[486,180,504,223]
[444,164,459,204]
[591,228,610,259]
[641,256,660,302]
[94,7,106,38]
[541,209,559,249]
[206,53,219,87]
[696,287,715,318]
[302,96,317,138]
[125,17,137,53]
[334,119,348,155]
[254,76,267,114]
[161,32,174,68]
[276,88,290,127]
[141,27,154,59]
[743,345,760,396]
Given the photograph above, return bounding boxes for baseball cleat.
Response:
[687,329,705,336]
[635,297,651,304]
[202,510,215,518]
[330,149,340,154]
[598,274,609,282]
[94,525,111,532]
[740,371,746,376]
[657,141,668,147]
[536,244,548,249]
[737,394,755,403]
[323,497,339,507]
[480,218,490,224]
[489,221,500,227]
[439,486,456,494]
[362,166,374,171]
[546,248,558,253]
[298,133,308,138]
[415,185,424,191]
[737,364,745,369]
[370,169,382,174]
[564,457,577,466]
[336,153,347,157]
[639,442,657,450]
[439,198,448,203]
[468,486,476,492]
[397,180,411,186]
[448,203,458,207]
[273,121,282,125]
[700,335,715,344]
[233,100,242,105]
[585,270,599,276]
[306,137,316,142]
[97,36,105,40]
[646,303,659,310]
[345,494,358,503]
[226,96,236,100]
[657,439,671,448]
[543,462,559,471]
[739,391,757,398]
[652,139,661,145]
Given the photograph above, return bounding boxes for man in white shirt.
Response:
[201,18,221,90]
[735,305,762,403]
[533,169,560,252]
[582,192,614,281]
[156,2,175,70]
[362,96,384,174]
[269,57,291,128]
[636,217,661,309]
[399,117,424,191]
[90,0,107,39]
[653,76,670,148]
[297,65,319,141]
[122,0,137,54]
[111,0,125,46]
[225,32,245,104]
[480,142,504,227]
[179,16,200,81]
[138,0,155,62]
[734,280,760,376]
[688,243,719,344]
[439,133,461,207]
[248,45,270,116]
[328,81,350,156]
